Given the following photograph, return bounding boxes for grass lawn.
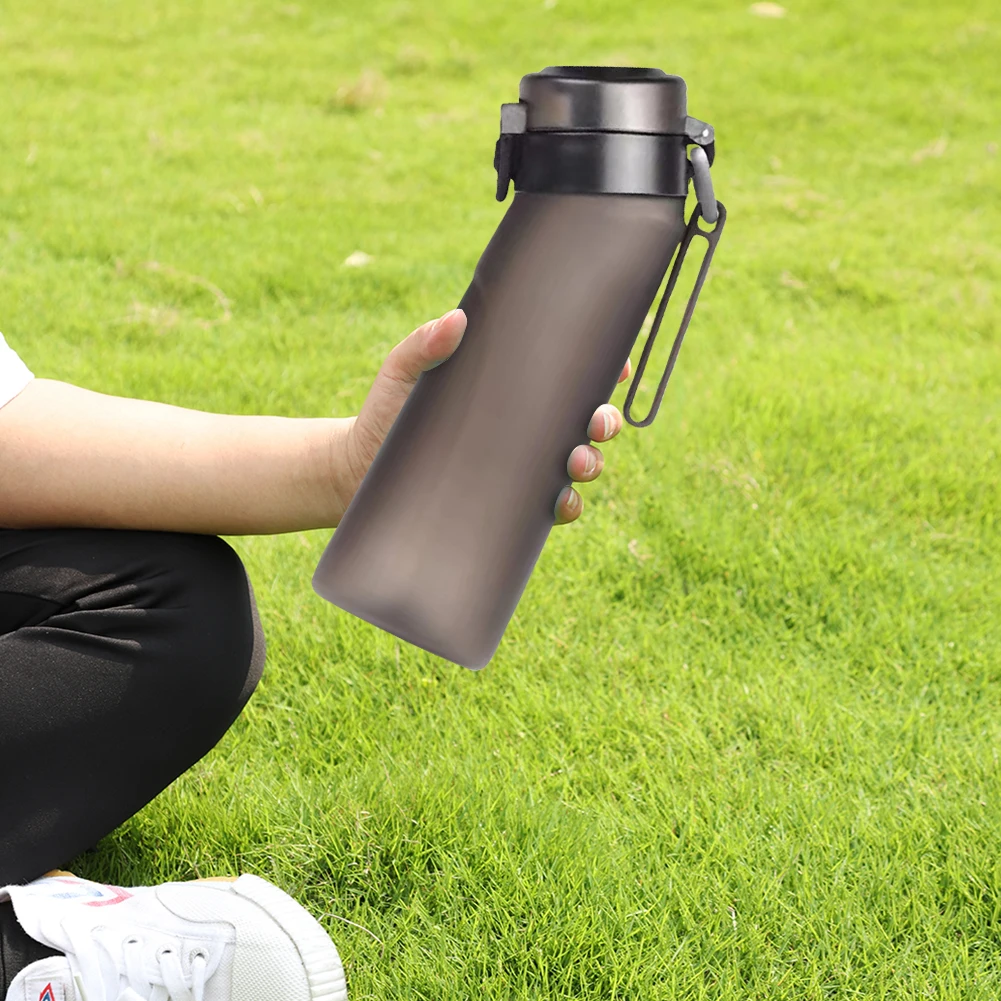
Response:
[2,0,1000,996]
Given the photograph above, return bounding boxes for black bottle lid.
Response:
[494,66,715,200]
[519,66,689,136]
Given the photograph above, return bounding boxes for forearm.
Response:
[0,379,354,535]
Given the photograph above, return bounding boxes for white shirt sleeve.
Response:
[0,333,34,411]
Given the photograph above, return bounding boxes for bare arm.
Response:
[0,378,353,534]
[0,309,627,535]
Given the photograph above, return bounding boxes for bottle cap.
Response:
[494,67,715,200]
[519,67,688,136]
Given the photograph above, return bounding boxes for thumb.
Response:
[380,308,467,387]
[348,309,467,483]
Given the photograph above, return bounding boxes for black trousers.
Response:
[0,529,265,886]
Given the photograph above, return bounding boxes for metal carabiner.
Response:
[622,199,726,428]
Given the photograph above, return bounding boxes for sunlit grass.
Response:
[1,0,999,996]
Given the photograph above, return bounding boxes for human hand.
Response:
[554,360,630,525]
[339,308,629,524]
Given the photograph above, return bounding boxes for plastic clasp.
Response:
[684,115,715,165]
[494,102,528,202]
[623,200,726,427]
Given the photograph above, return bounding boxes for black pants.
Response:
[0,529,265,886]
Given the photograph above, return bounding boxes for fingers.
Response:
[554,485,582,525]
[618,358,632,384]
[567,443,604,482]
[555,401,625,526]
[588,403,623,443]
[382,308,466,387]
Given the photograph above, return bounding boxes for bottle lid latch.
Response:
[494,102,528,202]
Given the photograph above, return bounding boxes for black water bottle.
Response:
[314,66,725,669]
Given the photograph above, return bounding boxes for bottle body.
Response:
[313,191,687,668]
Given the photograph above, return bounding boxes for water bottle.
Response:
[314,66,725,669]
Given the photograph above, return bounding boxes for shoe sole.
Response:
[233,874,348,1001]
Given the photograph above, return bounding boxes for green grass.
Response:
[2,0,1000,996]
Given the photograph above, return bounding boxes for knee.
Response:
[138,533,266,740]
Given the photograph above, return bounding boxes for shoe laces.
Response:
[60,920,211,1001]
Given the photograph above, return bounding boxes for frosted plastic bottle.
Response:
[314,67,725,669]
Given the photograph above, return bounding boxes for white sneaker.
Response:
[1,872,347,1001]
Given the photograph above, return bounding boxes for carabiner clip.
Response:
[622,199,726,428]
